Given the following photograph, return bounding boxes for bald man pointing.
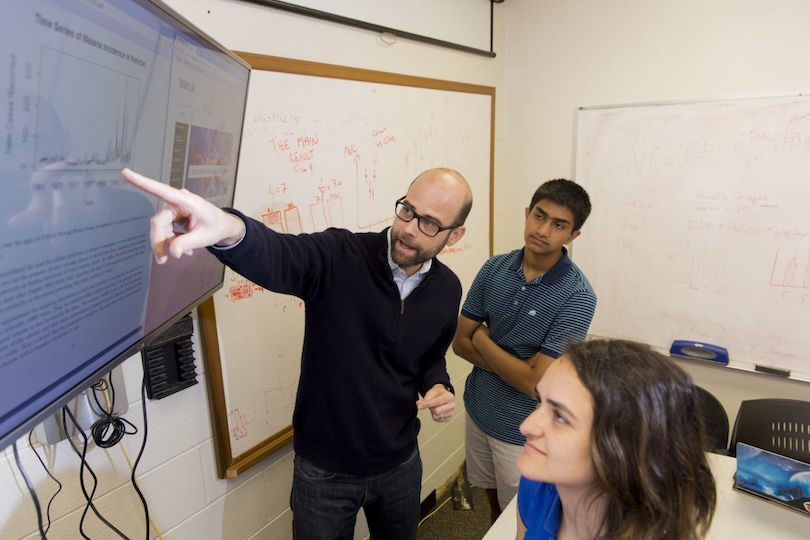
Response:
[121,167,472,540]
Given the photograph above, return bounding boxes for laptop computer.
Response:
[734,442,810,517]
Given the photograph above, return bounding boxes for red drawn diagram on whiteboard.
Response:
[675,242,726,293]
[228,372,296,442]
[224,184,348,306]
[770,247,810,289]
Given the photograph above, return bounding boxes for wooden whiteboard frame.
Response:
[199,53,495,478]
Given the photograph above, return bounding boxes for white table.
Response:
[483,453,809,539]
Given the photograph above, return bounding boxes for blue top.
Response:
[518,476,561,540]
[462,248,596,444]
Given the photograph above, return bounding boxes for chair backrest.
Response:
[728,399,810,464]
[695,386,729,453]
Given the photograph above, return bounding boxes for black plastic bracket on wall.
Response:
[140,313,198,400]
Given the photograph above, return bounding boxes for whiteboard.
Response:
[200,53,494,477]
[574,95,810,382]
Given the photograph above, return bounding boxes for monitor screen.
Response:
[0,0,251,450]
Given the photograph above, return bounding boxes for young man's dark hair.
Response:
[529,178,591,232]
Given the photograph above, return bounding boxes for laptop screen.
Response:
[735,442,810,516]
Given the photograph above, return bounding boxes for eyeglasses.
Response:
[394,197,460,238]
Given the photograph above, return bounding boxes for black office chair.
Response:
[727,398,810,464]
[695,386,730,453]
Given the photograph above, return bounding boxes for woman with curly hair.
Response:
[516,339,716,540]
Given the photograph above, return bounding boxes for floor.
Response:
[416,466,495,540]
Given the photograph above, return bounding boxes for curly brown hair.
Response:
[565,339,717,540]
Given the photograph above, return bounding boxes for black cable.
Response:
[90,372,151,539]
[131,377,150,540]
[89,376,138,449]
[56,372,152,540]
[62,406,129,539]
[13,441,49,539]
[28,430,62,535]
[91,378,111,411]
[62,406,104,540]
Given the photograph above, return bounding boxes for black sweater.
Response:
[210,210,459,475]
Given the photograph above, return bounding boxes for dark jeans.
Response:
[291,448,422,540]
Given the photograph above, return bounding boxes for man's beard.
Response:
[391,230,447,269]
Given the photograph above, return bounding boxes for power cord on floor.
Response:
[417,495,453,527]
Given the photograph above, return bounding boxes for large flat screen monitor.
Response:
[0,0,251,451]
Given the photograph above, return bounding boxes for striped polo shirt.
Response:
[462,247,596,445]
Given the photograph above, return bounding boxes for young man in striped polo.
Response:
[452,179,596,523]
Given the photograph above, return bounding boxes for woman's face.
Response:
[518,356,596,491]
